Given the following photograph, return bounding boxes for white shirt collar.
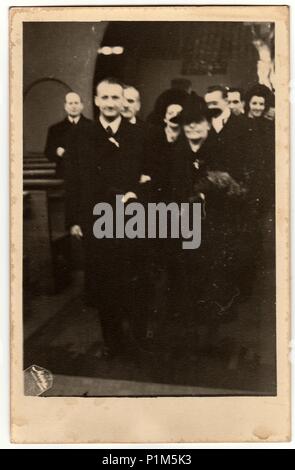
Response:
[99,115,122,134]
[129,116,137,125]
[68,116,81,124]
[188,141,202,153]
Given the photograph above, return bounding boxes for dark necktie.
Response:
[106,126,114,137]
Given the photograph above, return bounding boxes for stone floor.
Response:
[23,261,276,397]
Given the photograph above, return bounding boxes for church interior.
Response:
[23,21,276,397]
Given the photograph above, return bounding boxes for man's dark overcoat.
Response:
[65,117,144,307]
[45,115,91,177]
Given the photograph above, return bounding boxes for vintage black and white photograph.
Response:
[20,16,279,399]
[9,4,290,444]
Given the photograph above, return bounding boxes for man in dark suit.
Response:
[204,85,248,182]
[66,78,144,358]
[204,85,253,303]
[44,92,90,177]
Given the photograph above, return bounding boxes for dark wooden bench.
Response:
[24,156,46,160]
[24,153,50,164]
[23,162,56,170]
[23,179,64,189]
[23,169,56,179]
[23,179,71,296]
[24,158,50,164]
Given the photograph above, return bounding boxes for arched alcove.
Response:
[23,78,72,155]
[23,21,109,153]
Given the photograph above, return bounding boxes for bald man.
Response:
[45,92,91,177]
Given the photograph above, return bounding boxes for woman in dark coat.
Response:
[244,84,275,217]
[238,85,275,297]
[140,92,191,274]
[169,97,246,350]
[143,90,190,201]
[133,94,189,345]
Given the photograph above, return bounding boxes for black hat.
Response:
[170,95,215,125]
[147,88,190,126]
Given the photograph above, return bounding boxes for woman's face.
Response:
[164,104,183,125]
[183,119,210,142]
[248,95,266,118]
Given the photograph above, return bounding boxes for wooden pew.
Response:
[24,153,49,165]
[23,162,56,170]
[24,158,50,165]
[23,188,56,294]
[24,179,64,189]
[24,153,46,159]
[23,169,56,179]
[23,179,70,295]
[23,191,33,316]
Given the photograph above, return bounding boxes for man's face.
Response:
[95,82,124,120]
[227,91,244,116]
[204,90,228,117]
[264,106,275,121]
[248,95,266,118]
[183,119,210,142]
[64,92,83,117]
[121,87,141,120]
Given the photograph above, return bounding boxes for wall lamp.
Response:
[97,46,124,55]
